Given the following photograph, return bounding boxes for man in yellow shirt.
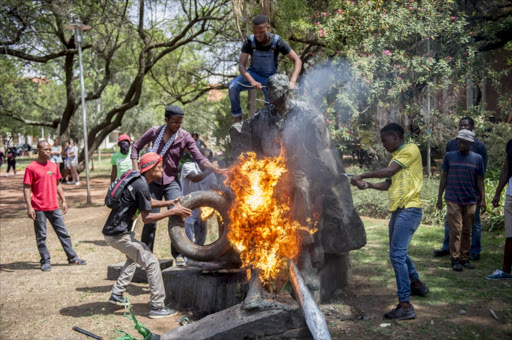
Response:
[351,123,428,320]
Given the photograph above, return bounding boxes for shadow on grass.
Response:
[78,240,108,247]
[0,261,73,271]
[60,302,161,318]
[76,285,148,296]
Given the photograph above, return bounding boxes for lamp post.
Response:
[66,17,92,204]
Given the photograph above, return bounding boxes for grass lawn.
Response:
[333,217,512,339]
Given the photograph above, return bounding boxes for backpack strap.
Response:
[249,34,256,50]
[271,34,280,51]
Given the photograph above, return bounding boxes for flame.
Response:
[224,152,310,284]
[200,207,223,223]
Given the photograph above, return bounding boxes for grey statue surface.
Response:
[229,74,366,306]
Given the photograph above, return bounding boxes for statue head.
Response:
[267,74,290,105]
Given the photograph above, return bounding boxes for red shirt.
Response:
[23,161,62,211]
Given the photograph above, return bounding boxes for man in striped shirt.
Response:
[437,129,486,272]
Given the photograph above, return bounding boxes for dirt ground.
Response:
[1,171,511,339]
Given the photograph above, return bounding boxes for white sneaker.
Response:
[4,174,8,177]
[67,181,75,185]
[75,181,81,185]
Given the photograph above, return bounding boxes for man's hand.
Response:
[62,201,68,214]
[170,203,192,217]
[169,197,183,206]
[27,207,36,220]
[480,200,487,214]
[350,177,368,190]
[436,198,443,210]
[492,195,500,208]
[250,80,263,90]
[290,80,296,90]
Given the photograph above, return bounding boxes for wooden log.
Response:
[289,260,331,340]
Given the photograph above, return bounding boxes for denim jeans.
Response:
[141,180,182,257]
[185,213,206,246]
[228,70,272,117]
[442,206,481,255]
[389,207,422,302]
[34,209,78,264]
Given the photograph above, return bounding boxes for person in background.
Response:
[5,147,17,177]
[50,138,63,165]
[191,132,206,150]
[228,14,302,123]
[23,140,87,271]
[486,138,512,280]
[437,129,485,272]
[433,117,488,261]
[351,123,429,320]
[67,139,80,185]
[62,141,71,183]
[131,105,226,266]
[180,148,218,248]
[0,148,4,175]
[105,152,191,318]
[110,134,133,183]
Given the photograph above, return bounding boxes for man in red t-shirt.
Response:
[23,140,87,271]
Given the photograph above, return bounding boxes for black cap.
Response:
[253,14,269,25]
[165,105,184,118]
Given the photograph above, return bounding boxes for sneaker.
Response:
[41,263,51,272]
[67,181,75,185]
[149,306,178,319]
[433,248,450,257]
[486,269,512,280]
[69,258,87,265]
[452,260,463,272]
[109,293,127,306]
[384,304,416,320]
[4,174,8,177]
[461,260,475,269]
[410,282,429,296]
[175,255,186,267]
[75,181,81,185]
[470,253,480,261]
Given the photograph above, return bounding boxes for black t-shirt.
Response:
[102,176,152,236]
[241,33,292,57]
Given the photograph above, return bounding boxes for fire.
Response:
[201,207,222,222]
[224,152,309,284]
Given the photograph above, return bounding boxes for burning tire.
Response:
[168,190,232,261]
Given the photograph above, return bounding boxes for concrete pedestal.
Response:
[162,265,249,316]
[161,299,312,340]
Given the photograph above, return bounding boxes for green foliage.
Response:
[476,121,512,171]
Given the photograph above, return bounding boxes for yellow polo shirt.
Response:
[388,143,423,211]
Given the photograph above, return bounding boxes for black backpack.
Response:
[105,169,142,210]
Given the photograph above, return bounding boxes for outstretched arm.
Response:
[140,202,191,224]
[285,50,302,89]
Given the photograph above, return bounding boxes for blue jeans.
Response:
[141,180,182,257]
[228,70,272,117]
[34,209,78,265]
[184,213,206,246]
[442,206,481,255]
[389,207,422,302]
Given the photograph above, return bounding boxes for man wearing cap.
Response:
[228,14,302,123]
[437,129,486,272]
[104,152,192,318]
[110,134,133,183]
[131,105,226,266]
[433,117,488,260]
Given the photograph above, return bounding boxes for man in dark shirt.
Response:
[486,138,512,280]
[103,152,192,319]
[437,129,485,271]
[434,117,487,260]
[228,14,302,123]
